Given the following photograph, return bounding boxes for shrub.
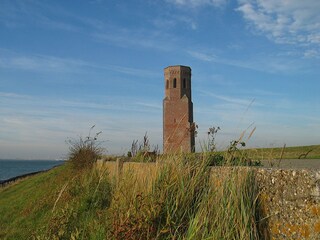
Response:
[128,132,159,162]
[67,126,104,170]
[224,140,261,166]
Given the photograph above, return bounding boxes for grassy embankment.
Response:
[243,144,320,160]
[0,153,263,239]
[1,144,318,239]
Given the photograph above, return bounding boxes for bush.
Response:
[128,132,159,162]
[206,153,225,166]
[67,126,104,170]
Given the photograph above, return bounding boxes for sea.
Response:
[0,159,65,182]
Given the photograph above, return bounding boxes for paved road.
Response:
[260,159,320,170]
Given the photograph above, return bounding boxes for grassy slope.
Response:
[0,163,112,239]
[0,157,262,240]
[0,164,71,239]
[1,145,318,239]
[243,144,320,160]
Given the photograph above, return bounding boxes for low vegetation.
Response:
[1,127,317,239]
[67,125,104,170]
[127,132,159,162]
[243,144,320,160]
[110,155,263,239]
[0,152,265,239]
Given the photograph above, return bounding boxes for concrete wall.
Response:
[255,168,320,239]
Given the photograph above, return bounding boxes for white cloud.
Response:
[169,0,227,8]
[199,90,254,106]
[304,49,320,59]
[0,52,88,72]
[237,0,320,50]
[187,50,217,61]
[153,16,197,30]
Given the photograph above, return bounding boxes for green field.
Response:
[243,144,320,160]
[0,163,113,239]
[0,164,70,239]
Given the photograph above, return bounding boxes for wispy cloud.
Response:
[135,102,162,110]
[187,49,305,74]
[199,90,254,106]
[153,15,197,30]
[0,1,175,52]
[58,99,161,114]
[0,91,160,116]
[0,0,81,31]
[0,48,88,72]
[187,50,217,62]
[0,55,85,72]
[93,27,175,52]
[0,1,185,54]
[168,0,227,8]
[0,92,33,100]
[237,0,320,57]
[304,49,320,59]
[0,49,157,77]
[0,91,163,158]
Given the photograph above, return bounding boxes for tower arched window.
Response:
[183,78,186,89]
[166,80,169,89]
[173,78,177,88]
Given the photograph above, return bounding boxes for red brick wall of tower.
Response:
[163,65,195,153]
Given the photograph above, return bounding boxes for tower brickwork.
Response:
[163,65,195,153]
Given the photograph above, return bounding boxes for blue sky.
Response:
[0,0,319,159]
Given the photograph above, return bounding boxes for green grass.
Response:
[0,154,265,239]
[0,164,71,239]
[1,145,318,239]
[243,144,320,160]
[0,163,112,239]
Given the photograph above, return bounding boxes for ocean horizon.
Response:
[0,159,65,181]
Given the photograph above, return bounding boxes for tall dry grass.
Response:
[1,152,264,239]
[105,153,264,239]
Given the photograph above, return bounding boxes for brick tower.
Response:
[163,65,195,153]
